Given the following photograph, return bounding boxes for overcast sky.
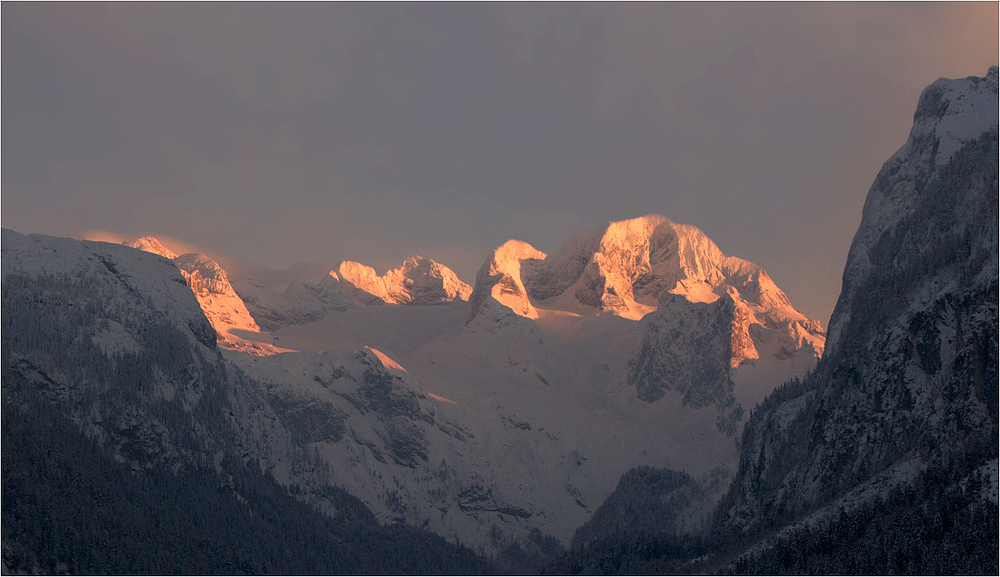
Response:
[3,2,997,324]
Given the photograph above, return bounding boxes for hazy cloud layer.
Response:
[3,2,997,323]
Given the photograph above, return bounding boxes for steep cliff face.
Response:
[718,67,999,538]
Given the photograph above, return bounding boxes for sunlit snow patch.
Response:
[365,346,408,373]
[427,392,459,405]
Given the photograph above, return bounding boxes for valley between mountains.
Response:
[2,67,996,574]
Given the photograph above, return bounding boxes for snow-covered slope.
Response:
[717,67,999,541]
[257,303,742,549]
[225,345,561,556]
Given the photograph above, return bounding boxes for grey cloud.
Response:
[2,2,996,323]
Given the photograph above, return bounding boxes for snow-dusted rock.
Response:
[469,239,548,321]
[335,256,472,306]
[123,236,178,260]
[124,237,282,355]
[173,253,261,338]
[629,291,750,434]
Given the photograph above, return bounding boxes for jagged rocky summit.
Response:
[123,237,471,348]
[333,256,472,305]
[223,255,471,333]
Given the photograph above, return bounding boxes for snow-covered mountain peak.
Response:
[171,253,267,351]
[578,215,731,315]
[913,66,998,167]
[477,214,809,325]
[123,236,178,260]
[174,253,237,296]
[333,256,472,306]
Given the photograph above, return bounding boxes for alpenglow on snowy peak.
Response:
[124,237,275,354]
[473,214,812,321]
[469,240,549,320]
[124,236,178,260]
[331,256,472,306]
[468,214,825,367]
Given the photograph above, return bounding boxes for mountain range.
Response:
[2,67,996,574]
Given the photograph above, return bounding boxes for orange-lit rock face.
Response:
[124,237,288,355]
[335,256,472,305]
[469,239,548,320]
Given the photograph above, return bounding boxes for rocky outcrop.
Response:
[630,292,746,407]
[173,253,261,334]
